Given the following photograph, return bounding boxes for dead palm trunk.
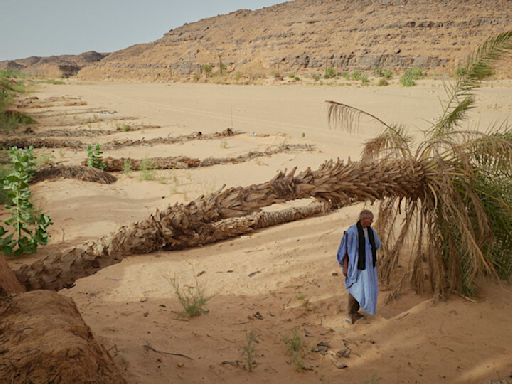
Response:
[96,144,313,172]
[16,158,432,291]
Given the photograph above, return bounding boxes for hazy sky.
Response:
[0,0,286,61]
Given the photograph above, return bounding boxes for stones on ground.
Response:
[311,341,330,354]
[248,311,264,320]
[336,347,351,358]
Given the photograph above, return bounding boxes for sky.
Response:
[0,0,286,61]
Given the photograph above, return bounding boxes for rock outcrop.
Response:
[0,51,108,78]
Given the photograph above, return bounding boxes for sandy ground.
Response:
[10,80,512,383]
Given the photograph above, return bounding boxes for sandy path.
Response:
[17,81,512,383]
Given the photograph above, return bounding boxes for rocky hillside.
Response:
[3,0,511,81]
[0,51,108,78]
[78,0,512,81]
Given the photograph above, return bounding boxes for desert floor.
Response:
[11,80,512,383]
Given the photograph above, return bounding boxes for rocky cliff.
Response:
[79,0,512,81]
[4,0,512,81]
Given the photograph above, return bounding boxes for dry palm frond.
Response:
[362,124,413,162]
[326,100,392,132]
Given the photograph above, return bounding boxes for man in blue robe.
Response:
[336,209,381,324]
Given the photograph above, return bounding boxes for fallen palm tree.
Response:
[10,124,162,138]
[0,290,126,383]
[16,158,429,290]
[92,144,314,172]
[0,128,241,150]
[101,127,241,149]
[0,137,84,149]
[32,165,117,184]
[16,95,87,109]
[327,30,512,297]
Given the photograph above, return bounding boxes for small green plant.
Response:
[324,67,338,79]
[0,147,52,256]
[312,73,321,81]
[341,71,350,80]
[116,123,131,132]
[377,78,389,86]
[242,331,258,372]
[284,329,305,371]
[351,70,363,81]
[0,164,11,205]
[36,152,55,169]
[169,275,209,317]
[139,158,155,180]
[122,159,132,175]
[220,140,229,149]
[400,67,425,87]
[455,66,467,77]
[86,144,105,170]
[374,68,393,79]
[200,64,213,78]
[360,74,370,85]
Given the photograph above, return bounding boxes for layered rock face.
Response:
[78,0,512,81]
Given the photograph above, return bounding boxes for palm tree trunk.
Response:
[16,158,430,291]
[97,144,313,172]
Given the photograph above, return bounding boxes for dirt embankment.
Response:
[0,290,126,384]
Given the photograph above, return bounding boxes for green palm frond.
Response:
[429,31,512,141]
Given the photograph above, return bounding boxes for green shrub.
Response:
[200,64,213,77]
[284,329,306,371]
[242,331,258,372]
[324,67,338,79]
[0,71,32,132]
[86,144,105,170]
[0,164,11,205]
[374,68,393,79]
[377,78,389,86]
[312,73,321,81]
[139,158,155,180]
[122,159,132,174]
[400,67,425,87]
[169,276,209,317]
[0,147,52,256]
[351,70,363,81]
